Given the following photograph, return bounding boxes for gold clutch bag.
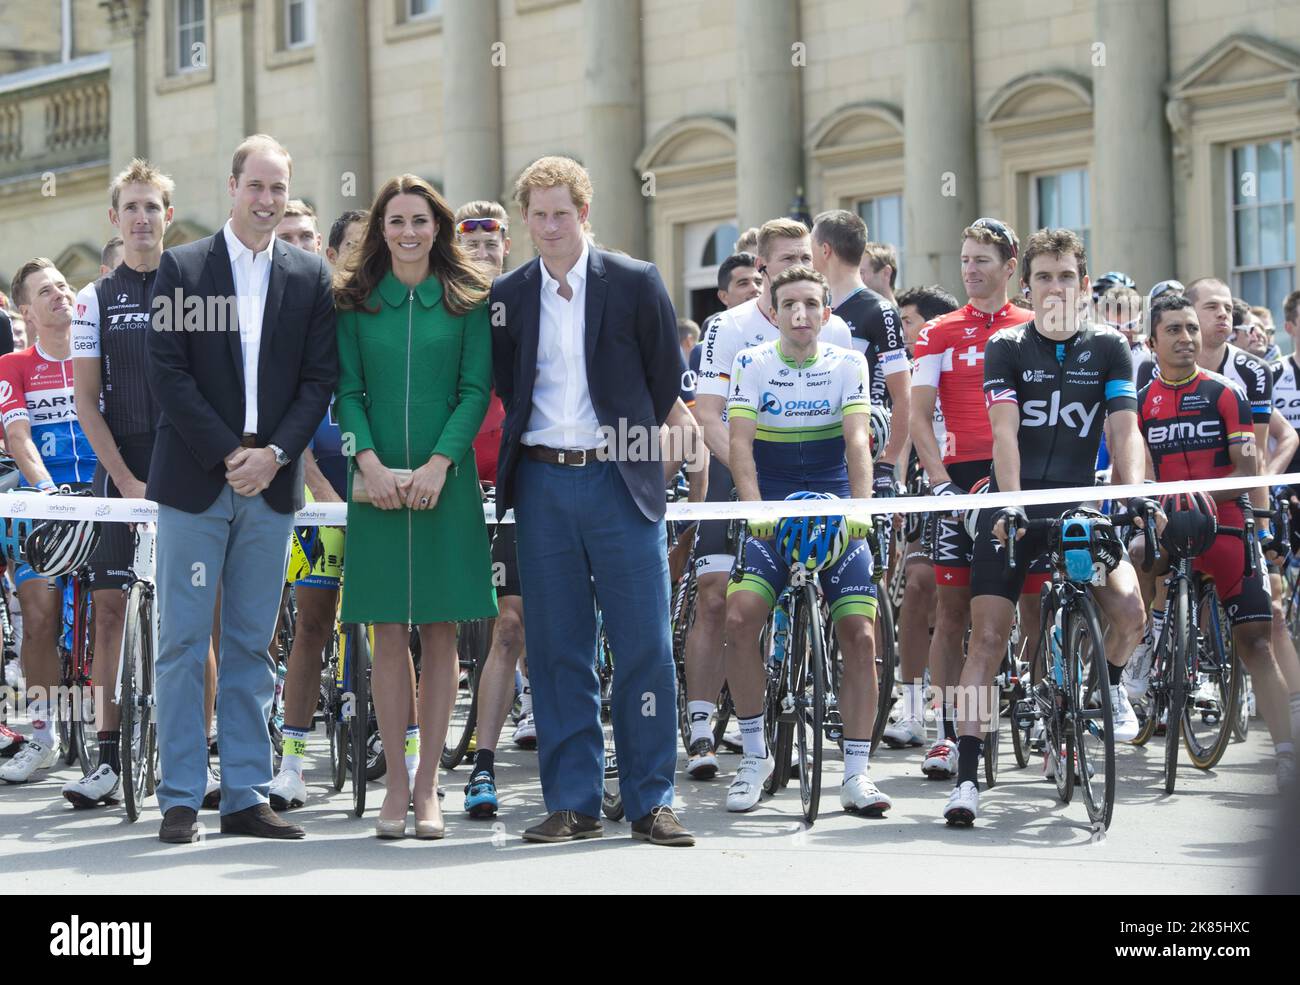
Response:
[351,467,413,504]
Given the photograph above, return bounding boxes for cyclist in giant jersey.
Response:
[906,219,1034,775]
[1131,294,1296,791]
[691,222,853,779]
[721,266,889,816]
[947,229,1154,827]
[0,259,98,785]
[64,160,173,806]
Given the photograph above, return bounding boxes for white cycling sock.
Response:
[404,725,420,780]
[843,738,871,778]
[29,699,53,747]
[281,726,308,776]
[902,682,922,721]
[738,714,766,758]
[1276,741,1294,758]
[1149,608,1166,645]
[687,700,714,746]
[519,676,533,717]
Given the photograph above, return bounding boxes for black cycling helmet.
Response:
[1157,491,1218,559]
[1057,506,1123,573]
[1092,270,1136,302]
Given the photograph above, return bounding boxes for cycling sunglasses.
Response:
[969,217,1017,257]
[455,218,505,235]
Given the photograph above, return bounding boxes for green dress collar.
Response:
[377,269,444,309]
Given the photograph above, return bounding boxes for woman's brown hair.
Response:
[334,174,489,316]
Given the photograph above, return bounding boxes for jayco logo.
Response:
[49,915,151,965]
[1021,392,1099,436]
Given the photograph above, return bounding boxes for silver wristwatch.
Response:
[268,444,290,467]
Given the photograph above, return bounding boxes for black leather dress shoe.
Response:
[521,810,603,843]
[219,803,305,839]
[159,806,200,844]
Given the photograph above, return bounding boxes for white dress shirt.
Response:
[522,239,605,450]
[222,220,274,434]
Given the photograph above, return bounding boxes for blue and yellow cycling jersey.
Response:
[727,339,871,499]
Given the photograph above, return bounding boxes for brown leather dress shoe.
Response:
[219,803,305,839]
[630,805,695,846]
[521,810,603,843]
[159,806,200,844]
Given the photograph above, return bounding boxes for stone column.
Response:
[903,0,976,292]
[735,0,802,231]
[581,0,645,256]
[105,0,149,170]
[314,0,372,226]
[1093,0,1173,289]
[212,0,255,217]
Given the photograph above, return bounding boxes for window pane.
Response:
[1037,175,1059,228]
[1286,141,1294,201]
[1260,204,1284,264]
[1287,203,1295,262]
[289,1,304,44]
[880,194,902,247]
[702,224,738,267]
[1258,140,1283,203]
[1238,269,1263,305]
[1236,207,1259,267]
[1235,144,1257,205]
[1267,267,1293,317]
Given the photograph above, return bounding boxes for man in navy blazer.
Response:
[148,134,336,844]
[491,156,693,846]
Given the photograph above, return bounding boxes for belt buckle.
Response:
[558,449,585,467]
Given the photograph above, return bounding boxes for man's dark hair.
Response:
[862,242,899,288]
[1149,293,1196,335]
[1284,289,1300,327]
[896,285,958,322]
[769,264,830,307]
[717,251,758,292]
[811,209,867,266]
[328,209,369,252]
[1231,297,1251,327]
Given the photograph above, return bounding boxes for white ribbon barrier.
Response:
[0,471,1295,526]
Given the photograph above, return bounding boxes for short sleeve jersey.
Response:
[0,344,97,485]
[834,287,908,406]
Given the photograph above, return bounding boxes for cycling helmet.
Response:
[1057,506,1123,577]
[286,525,324,583]
[1092,270,1136,302]
[963,476,992,542]
[868,405,891,464]
[1157,491,1218,559]
[774,491,848,572]
[23,503,102,579]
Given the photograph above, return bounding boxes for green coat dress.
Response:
[336,270,498,624]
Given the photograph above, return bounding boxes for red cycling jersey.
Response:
[911,301,1032,464]
[473,391,505,485]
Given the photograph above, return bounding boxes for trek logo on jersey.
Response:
[1147,420,1221,445]
[1021,392,1100,436]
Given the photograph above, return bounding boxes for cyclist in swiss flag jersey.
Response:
[901,218,1034,773]
[1131,293,1296,792]
[0,258,97,785]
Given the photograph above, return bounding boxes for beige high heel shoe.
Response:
[414,818,445,840]
[375,816,407,839]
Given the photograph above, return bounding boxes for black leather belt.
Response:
[240,433,257,449]
[525,445,603,467]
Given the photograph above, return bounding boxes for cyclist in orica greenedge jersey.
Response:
[721,265,887,817]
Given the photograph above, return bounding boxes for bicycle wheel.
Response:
[349,623,371,817]
[712,684,734,749]
[870,600,896,755]
[70,579,99,773]
[323,628,347,792]
[1041,603,1073,804]
[1183,583,1239,770]
[55,645,76,765]
[1164,578,1191,795]
[671,570,698,753]
[599,634,623,821]
[792,587,825,823]
[120,583,155,823]
[442,619,485,769]
[1069,599,1114,829]
[764,645,794,795]
[1232,665,1252,742]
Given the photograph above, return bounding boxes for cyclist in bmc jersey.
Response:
[947,229,1152,826]
[692,222,854,778]
[1129,293,1295,791]
[63,160,174,806]
[907,219,1036,775]
[0,258,97,785]
[721,265,889,816]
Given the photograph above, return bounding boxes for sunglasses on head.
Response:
[970,217,1017,257]
[456,218,505,235]
[1148,279,1185,301]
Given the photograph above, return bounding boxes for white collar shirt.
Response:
[523,239,604,450]
[222,220,274,434]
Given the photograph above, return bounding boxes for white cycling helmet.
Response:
[868,405,891,464]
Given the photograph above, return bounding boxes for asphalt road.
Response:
[0,718,1285,894]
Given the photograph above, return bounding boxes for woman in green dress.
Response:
[334,174,497,838]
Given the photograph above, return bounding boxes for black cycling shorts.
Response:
[693,454,735,579]
[491,522,520,598]
[969,498,1082,602]
[85,437,153,592]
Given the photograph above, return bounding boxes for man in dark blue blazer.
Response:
[491,156,693,846]
[148,135,336,844]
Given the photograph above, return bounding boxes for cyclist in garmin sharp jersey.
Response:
[64,160,174,806]
[721,265,890,816]
[945,230,1152,827]
[1131,294,1296,791]
[0,259,97,785]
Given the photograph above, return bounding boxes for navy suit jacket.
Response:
[146,231,337,515]
[490,247,680,521]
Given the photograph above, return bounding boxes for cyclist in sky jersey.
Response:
[946,229,1153,826]
[63,160,175,806]
[721,265,889,816]
[0,258,97,785]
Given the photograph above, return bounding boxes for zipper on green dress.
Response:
[406,288,414,624]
